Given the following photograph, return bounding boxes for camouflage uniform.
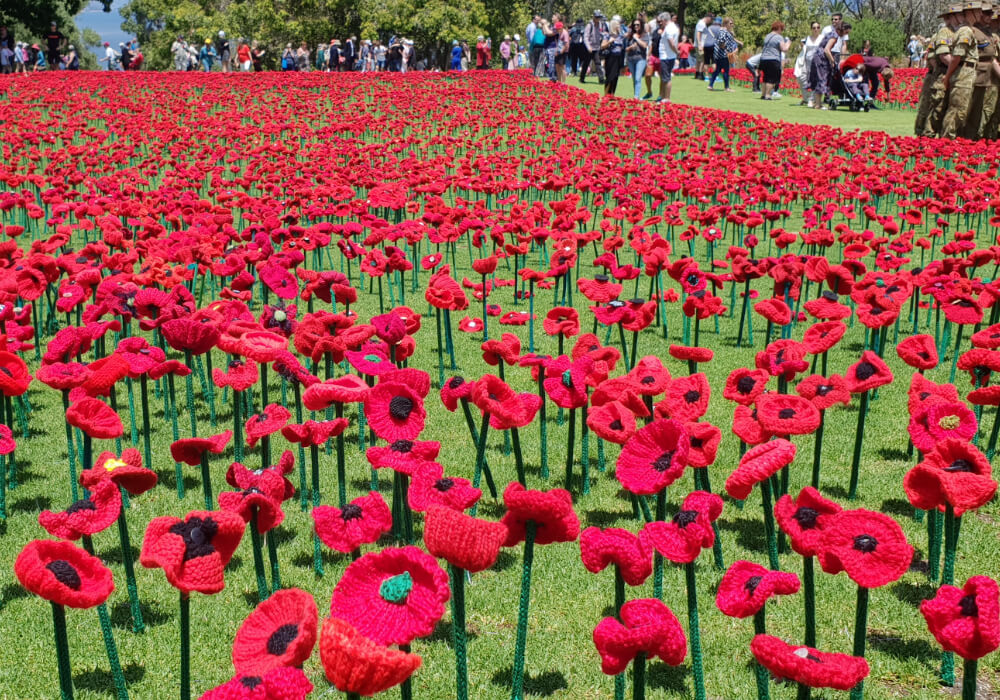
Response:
[964,14,995,139]
[916,19,958,136]
[941,17,979,138]
[985,17,1000,137]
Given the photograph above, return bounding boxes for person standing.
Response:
[216,31,230,72]
[963,4,996,139]
[701,14,719,82]
[707,17,741,91]
[677,34,692,68]
[500,35,512,69]
[251,41,265,71]
[760,21,790,100]
[45,22,65,70]
[693,12,712,79]
[531,16,546,73]
[569,19,586,75]
[555,21,570,81]
[344,36,357,71]
[940,4,978,138]
[601,18,625,95]
[450,40,463,70]
[915,5,959,135]
[0,26,13,75]
[624,19,649,98]
[120,42,133,70]
[295,41,310,71]
[476,35,490,68]
[581,11,606,83]
[170,36,188,70]
[810,22,849,109]
[656,12,679,103]
[525,16,538,69]
[908,34,923,65]
[794,23,822,105]
[200,40,216,71]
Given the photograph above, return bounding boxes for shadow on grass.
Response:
[225,555,244,572]
[717,516,766,554]
[74,663,146,695]
[291,548,344,570]
[584,507,635,528]
[110,599,172,630]
[427,618,479,644]
[491,667,568,696]
[880,498,917,519]
[890,580,938,609]
[269,525,297,547]
[877,447,910,462]
[493,549,518,572]
[0,582,30,612]
[646,661,690,693]
[156,470,199,494]
[101,544,140,565]
[9,495,51,514]
[868,631,938,663]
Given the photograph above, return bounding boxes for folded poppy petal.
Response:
[302,374,370,411]
[198,666,313,700]
[817,509,913,589]
[593,598,687,675]
[231,588,318,676]
[500,482,580,546]
[15,539,114,609]
[639,491,722,564]
[896,333,939,370]
[579,526,652,586]
[715,560,800,618]
[141,510,246,594]
[921,575,1000,660]
[423,506,506,573]
[39,480,122,540]
[66,396,124,439]
[615,419,689,496]
[320,617,421,695]
[725,439,796,501]
[844,350,894,393]
[408,469,480,513]
[170,431,233,466]
[750,634,870,690]
[903,439,997,515]
[313,491,392,553]
[774,487,842,558]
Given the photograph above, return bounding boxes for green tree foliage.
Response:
[1,0,86,40]
[846,16,905,57]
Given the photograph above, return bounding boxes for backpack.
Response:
[570,26,584,44]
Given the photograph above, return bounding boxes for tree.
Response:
[75,27,101,69]
[0,0,87,41]
[847,16,905,57]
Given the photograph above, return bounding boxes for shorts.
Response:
[760,59,781,84]
[647,55,660,72]
[659,57,675,82]
[702,46,715,63]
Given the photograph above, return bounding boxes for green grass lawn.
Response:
[573,70,917,137]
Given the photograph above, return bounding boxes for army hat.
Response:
[939,1,963,14]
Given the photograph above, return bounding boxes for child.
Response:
[842,64,871,110]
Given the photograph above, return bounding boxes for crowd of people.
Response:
[915,0,1000,140]
[0,22,91,72]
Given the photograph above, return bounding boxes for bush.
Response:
[847,17,905,59]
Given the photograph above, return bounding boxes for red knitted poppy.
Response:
[259,262,300,300]
[844,350,893,394]
[302,374,370,411]
[364,381,426,442]
[591,377,649,416]
[774,487,842,557]
[198,666,313,700]
[39,479,122,541]
[329,545,450,646]
[921,575,1000,660]
[628,356,671,396]
[36,361,92,391]
[482,333,522,366]
[754,298,792,326]
[668,345,715,364]
[408,469,481,513]
[639,491,723,564]
[231,588,318,676]
[908,400,978,452]
[725,439,796,501]
[148,359,192,381]
[15,539,114,609]
[140,510,246,594]
[803,292,853,321]
[895,334,939,370]
[907,373,961,416]
[237,330,290,364]
[572,333,621,372]
[801,320,847,355]
[579,526,652,586]
[750,634,870,690]
[319,616,421,696]
[723,368,769,406]
[212,359,259,392]
[588,401,638,445]
[66,397,123,440]
[593,598,687,675]
[0,425,13,456]
[656,373,709,423]
[904,439,997,515]
[81,448,157,496]
[795,374,851,411]
[500,482,580,546]
[171,431,233,466]
[615,419,690,496]
[313,491,392,553]
[439,376,475,412]
[971,322,1000,349]
[715,560,800,618]
[0,350,31,397]
[578,275,623,303]
[366,440,441,477]
[941,292,983,326]
[731,405,773,446]
[684,421,722,468]
[161,316,220,355]
[817,509,913,589]
[543,306,580,337]
[755,393,821,436]
[542,355,592,409]
[79,354,129,398]
[423,505,507,573]
[371,312,408,345]
[218,472,286,534]
[346,341,397,377]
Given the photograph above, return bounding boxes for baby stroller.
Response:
[826,54,871,112]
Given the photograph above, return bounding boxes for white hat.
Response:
[218,30,225,37]
[514,34,520,40]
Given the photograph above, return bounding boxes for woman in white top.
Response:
[794,22,823,105]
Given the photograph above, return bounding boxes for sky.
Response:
[75,0,131,63]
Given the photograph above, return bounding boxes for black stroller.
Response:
[826,54,872,112]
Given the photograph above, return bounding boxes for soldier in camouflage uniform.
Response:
[985,9,1000,137]
[916,3,961,136]
[940,1,979,138]
[963,1,996,138]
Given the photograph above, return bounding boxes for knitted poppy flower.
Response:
[639,491,723,564]
[896,334,939,370]
[346,342,396,377]
[232,588,318,676]
[439,376,475,412]
[161,316,220,355]
[715,560,800,618]
[795,374,851,411]
[423,505,507,573]
[15,539,114,609]
[219,475,286,533]
[817,509,913,589]
[616,419,690,496]
[500,482,580,546]
[590,378,648,416]
[408,469,481,513]
[458,317,484,333]
[972,322,1000,349]
[801,320,847,355]
[657,373,709,423]
[302,375,370,411]
[371,312,408,346]
[329,545,450,646]
[803,291,852,321]
[313,491,392,554]
[227,451,296,502]
[756,393,821,436]
[141,510,246,594]
[35,361,92,391]
[628,356,671,396]
[685,421,721,468]
[0,424,14,456]
[319,617,421,696]
[844,351,893,394]
[481,333,522,366]
[199,667,313,700]
[723,368,769,406]
[725,439,796,501]
[213,359,259,392]
[39,480,122,541]
[755,340,809,381]
[668,345,714,364]
[66,397,123,440]
[0,350,31,396]
[774,487,843,557]
[904,439,997,515]
[956,347,1000,388]
[579,526,652,586]
[170,431,233,466]
[238,330,290,364]
[364,381,426,442]
[259,262,300,300]
[578,274,623,303]
[541,355,592,410]
[755,298,792,326]
[245,404,292,448]
[908,400,978,452]
[587,400,638,445]
[750,635,870,690]
[367,440,441,477]
[281,419,349,448]
[942,292,983,326]
[543,306,580,337]
[81,448,157,496]
[593,598,687,675]
[571,333,620,372]
[920,575,1000,660]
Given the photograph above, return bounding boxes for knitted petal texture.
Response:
[896,333,939,370]
[817,509,913,589]
[197,666,313,700]
[750,634,869,690]
[140,510,246,594]
[904,438,997,515]
[500,482,581,547]
[329,546,450,646]
[39,479,122,540]
[639,491,723,564]
[844,350,893,393]
[82,448,157,496]
[920,575,1000,660]
[15,539,114,608]
[615,419,690,496]
[723,368,770,406]
[313,491,392,554]
[320,616,421,695]
[232,588,318,676]
[364,381,426,442]
[66,396,124,439]
[774,487,843,558]
[579,526,652,586]
[592,598,687,675]
[755,393,821,436]
[715,560,801,618]
[423,505,507,573]
[725,439,796,500]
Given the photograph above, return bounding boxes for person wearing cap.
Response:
[45,22,65,70]
[568,19,585,75]
[554,21,570,80]
[963,0,997,138]
[984,8,1000,137]
[916,4,961,135]
[217,31,232,72]
[61,43,79,70]
[581,10,607,83]
[940,2,980,137]
[656,12,680,103]
[100,41,118,70]
[199,39,216,71]
[499,35,512,69]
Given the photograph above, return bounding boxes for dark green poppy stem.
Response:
[941,504,961,685]
[203,350,216,428]
[948,323,964,384]
[581,402,590,495]
[987,404,1000,459]
[482,273,489,341]
[695,469,725,570]
[848,390,870,500]
[928,508,942,581]
[470,410,496,517]
[460,399,495,501]
[232,389,243,464]
[685,561,706,700]
[260,362,270,468]
[849,586,869,700]
[630,330,639,371]
[400,643,412,700]
[179,592,190,700]
[754,608,769,700]
[51,602,74,700]
[653,490,666,599]
[796,683,811,700]
[736,278,752,347]
[511,427,526,486]
[760,478,780,571]
[450,564,469,700]
[249,508,269,602]
[310,443,324,577]
[346,693,361,700]
[97,601,129,699]
[198,452,212,510]
[183,350,197,438]
[116,489,144,632]
[615,566,627,700]
[803,556,816,648]
[536,373,548,479]
[61,389,79,501]
[436,308,445,387]
[811,412,824,489]
[564,408,576,491]
[266,528,281,592]
[511,521,536,700]
[632,652,646,700]
[962,657,977,700]
[335,403,347,507]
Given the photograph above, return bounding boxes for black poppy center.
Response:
[169,516,219,561]
[66,498,97,514]
[945,459,974,472]
[434,478,455,492]
[691,437,704,448]
[822,291,838,302]
[959,594,979,617]
[673,510,699,528]
[595,274,609,282]
[853,534,878,553]
[391,440,413,453]
[266,623,299,656]
[778,408,796,419]
[684,390,701,404]
[448,376,465,389]
[816,384,832,397]
[793,507,819,529]
[737,376,756,394]
[652,451,676,472]
[46,560,82,590]
[0,367,12,378]
[341,504,363,520]
[640,376,655,385]
[389,396,414,420]
[609,419,624,431]
[744,575,763,595]
[241,676,263,689]
[855,362,877,381]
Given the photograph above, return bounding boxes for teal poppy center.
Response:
[379,571,413,604]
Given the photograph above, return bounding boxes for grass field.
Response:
[0,71,996,700]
